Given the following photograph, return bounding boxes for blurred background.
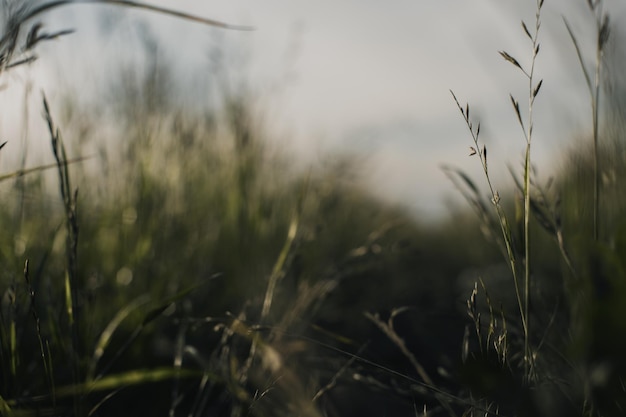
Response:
[1,0,624,216]
[1,1,626,416]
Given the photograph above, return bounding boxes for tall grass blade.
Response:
[563,18,593,94]
[55,368,204,397]
[261,191,305,320]
[88,295,151,381]
[96,284,206,380]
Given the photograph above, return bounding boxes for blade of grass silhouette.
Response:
[87,388,125,417]
[565,6,608,243]
[449,89,526,376]
[312,342,368,403]
[40,368,205,399]
[43,93,82,415]
[94,283,210,381]
[7,0,254,35]
[501,2,544,378]
[87,295,151,382]
[563,18,593,94]
[0,156,92,182]
[0,0,253,71]
[365,311,457,417]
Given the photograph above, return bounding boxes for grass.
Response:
[445,0,626,415]
[0,1,625,416]
[452,0,545,383]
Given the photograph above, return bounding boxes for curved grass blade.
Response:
[0,394,13,417]
[8,0,253,36]
[87,295,151,381]
[95,282,210,380]
[54,367,207,397]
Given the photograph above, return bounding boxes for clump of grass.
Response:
[0,3,260,416]
[2,4,422,415]
[332,0,626,415]
[442,0,626,415]
[450,0,545,382]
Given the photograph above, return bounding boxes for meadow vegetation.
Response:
[0,1,625,416]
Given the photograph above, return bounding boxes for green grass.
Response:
[0,1,625,416]
[445,1,626,416]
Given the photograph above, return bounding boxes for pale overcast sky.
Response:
[2,0,626,217]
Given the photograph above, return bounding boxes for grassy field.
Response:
[0,1,625,416]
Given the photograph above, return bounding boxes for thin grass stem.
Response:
[520,0,543,382]
[563,1,609,242]
[450,91,526,351]
[43,92,82,415]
